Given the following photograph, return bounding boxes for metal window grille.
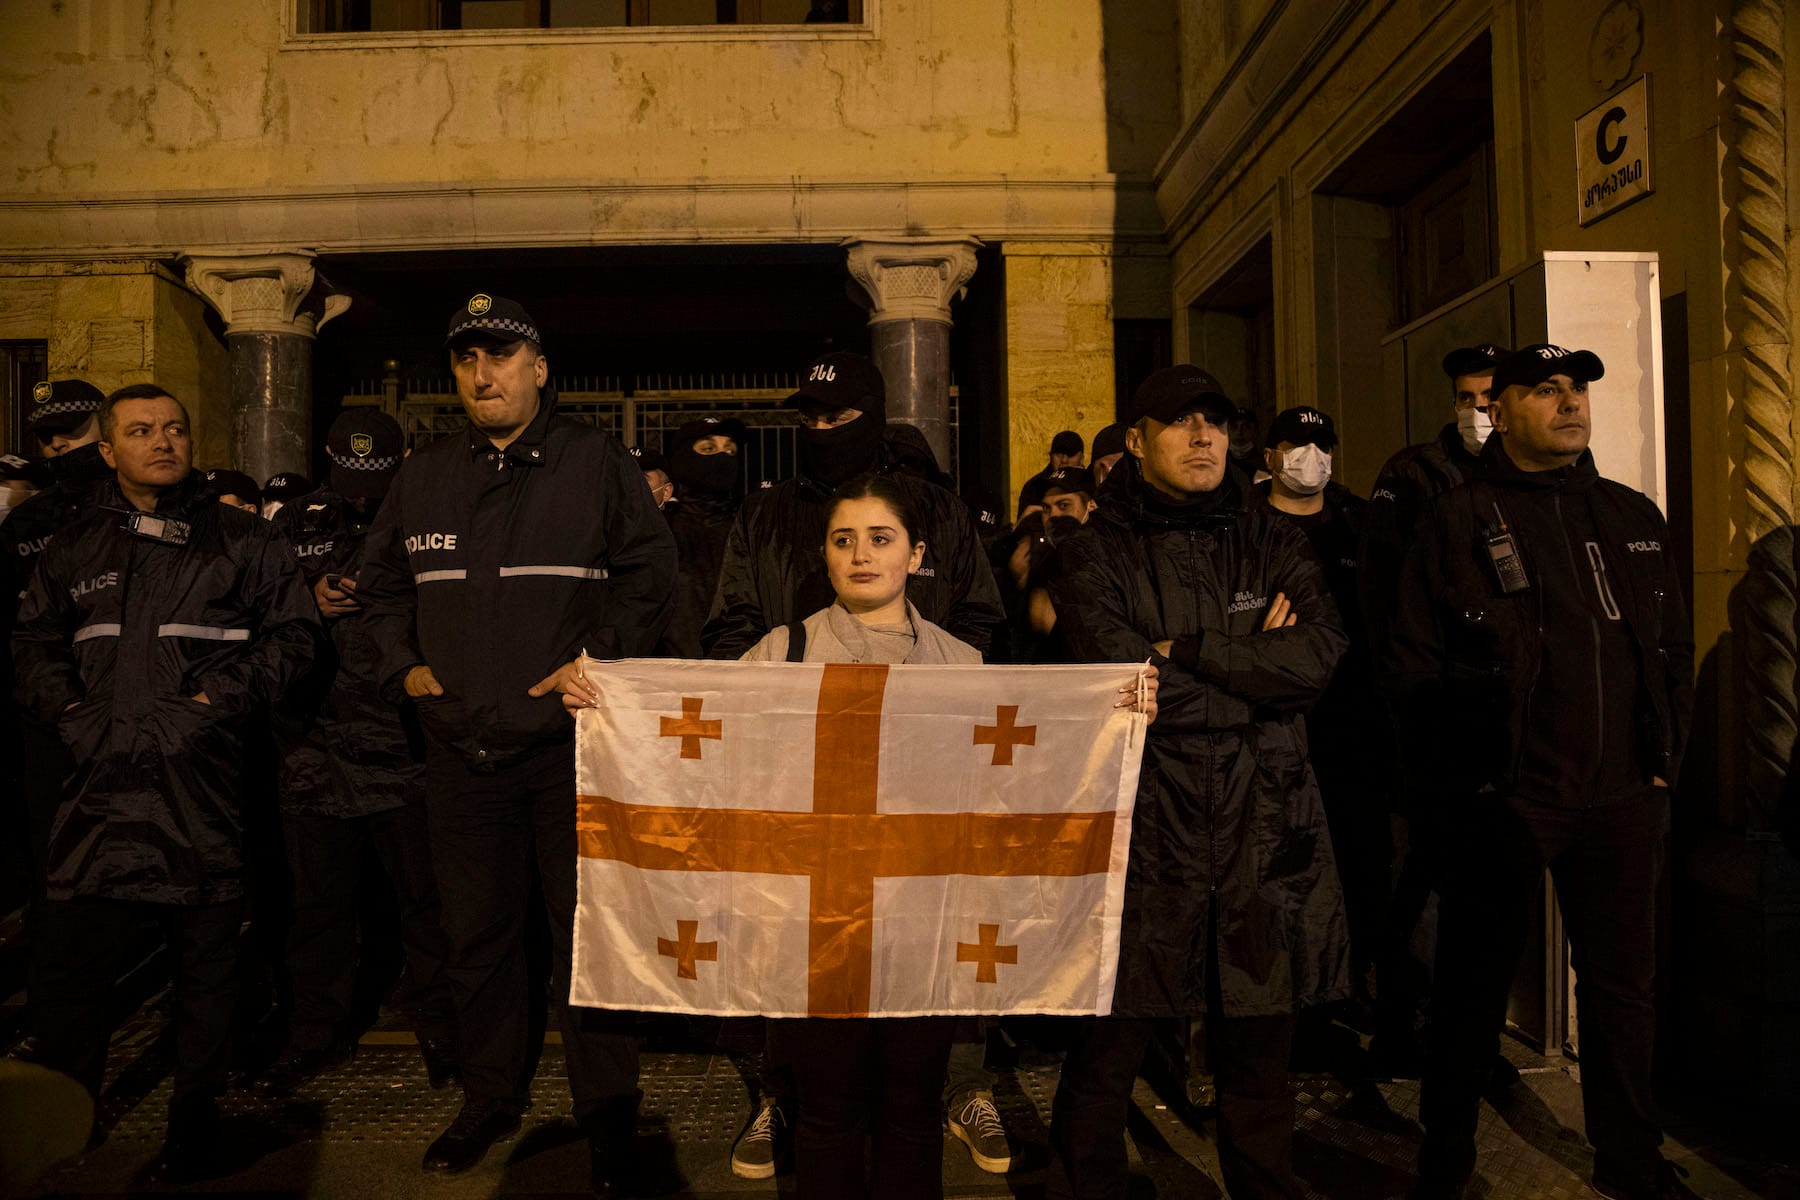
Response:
[352,368,959,490]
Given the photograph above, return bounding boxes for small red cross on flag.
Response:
[570,659,1146,1018]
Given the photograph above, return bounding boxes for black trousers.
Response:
[34,895,244,1113]
[1048,1012,1300,1200]
[781,1016,955,1200]
[282,802,455,1049]
[1421,790,1667,1189]
[425,736,639,1121]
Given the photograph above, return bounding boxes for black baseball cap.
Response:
[445,293,543,349]
[203,469,262,505]
[1264,406,1337,451]
[1042,466,1096,498]
[26,379,105,436]
[785,351,886,414]
[326,408,405,499]
[1050,430,1083,457]
[1125,365,1235,426]
[672,415,747,450]
[1441,344,1510,380]
[1091,423,1127,460]
[1491,344,1606,395]
[263,472,313,503]
[628,445,669,474]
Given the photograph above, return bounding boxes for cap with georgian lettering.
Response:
[1491,344,1606,395]
[445,293,543,349]
[785,351,886,414]
[1264,406,1338,451]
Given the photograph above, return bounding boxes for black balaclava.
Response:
[798,404,885,486]
[668,419,744,502]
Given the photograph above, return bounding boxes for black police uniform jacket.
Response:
[271,488,422,819]
[1250,481,1391,786]
[1384,439,1695,798]
[11,474,318,905]
[1048,458,1352,1017]
[1,445,113,686]
[357,389,677,765]
[703,460,1006,660]
[1360,422,1479,657]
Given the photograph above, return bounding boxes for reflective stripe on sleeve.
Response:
[73,623,122,643]
[157,624,251,641]
[498,565,609,580]
[413,569,468,584]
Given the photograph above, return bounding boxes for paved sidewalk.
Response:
[21,1014,1794,1200]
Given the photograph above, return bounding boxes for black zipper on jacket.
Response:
[1552,494,1606,800]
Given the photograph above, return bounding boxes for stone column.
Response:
[844,237,981,471]
[183,253,350,483]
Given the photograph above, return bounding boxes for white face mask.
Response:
[1456,405,1493,455]
[1275,444,1331,496]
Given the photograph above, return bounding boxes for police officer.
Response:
[1014,429,1083,517]
[0,379,111,1056]
[1252,407,1393,1043]
[660,415,747,658]
[12,383,317,1182]
[1360,343,1508,1073]
[257,409,457,1097]
[1387,345,1694,1200]
[1088,423,1126,489]
[357,294,676,1194]
[1046,366,1349,1200]
[1362,344,1508,653]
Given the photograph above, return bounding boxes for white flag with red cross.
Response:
[569,658,1146,1018]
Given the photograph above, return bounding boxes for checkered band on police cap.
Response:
[25,378,105,433]
[326,409,405,476]
[445,293,542,349]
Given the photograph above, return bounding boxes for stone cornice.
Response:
[0,177,1164,262]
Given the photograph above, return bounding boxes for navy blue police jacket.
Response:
[12,473,318,905]
[271,488,425,819]
[356,388,678,766]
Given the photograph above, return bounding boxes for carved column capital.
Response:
[182,252,351,338]
[843,237,982,325]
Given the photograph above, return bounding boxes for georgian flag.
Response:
[570,659,1145,1018]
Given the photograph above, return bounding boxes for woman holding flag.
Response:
[739,472,978,1200]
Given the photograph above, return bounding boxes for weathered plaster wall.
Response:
[0,1,1150,201]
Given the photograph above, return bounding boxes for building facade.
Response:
[2,0,1795,1097]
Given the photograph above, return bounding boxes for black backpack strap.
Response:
[784,620,807,663]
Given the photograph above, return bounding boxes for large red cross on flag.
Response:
[570,659,1145,1018]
